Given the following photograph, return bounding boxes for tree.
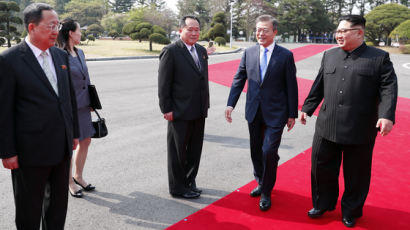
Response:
[55,0,69,14]
[148,32,169,51]
[109,0,136,13]
[86,23,104,38]
[389,19,410,44]
[177,0,212,27]
[0,1,23,48]
[207,11,227,40]
[101,13,129,36]
[61,0,108,26]
[365,3,410,45]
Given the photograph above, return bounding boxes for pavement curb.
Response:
[85,48,243,62]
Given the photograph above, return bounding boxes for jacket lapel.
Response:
[20,42,58,96]
[50,47,64,97]
[177,39,201,74]
[253,45,262,85]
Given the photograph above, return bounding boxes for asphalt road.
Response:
[0,43,408,229]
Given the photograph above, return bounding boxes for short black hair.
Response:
[23,3,54,31]
[57,18,79,50]
[256,15,278,31]
[179,16,200,28]
[339,15,366,28]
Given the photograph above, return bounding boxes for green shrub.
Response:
[149,33,170,44]
[214,36,226,46]
[365,41,375,46]
[122,22,139,35]
[399,44,410,54]
[152,25,166,37]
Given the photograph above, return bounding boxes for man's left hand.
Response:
[287,118,295,131]
[376,118,393,136]
[73,138,79,150]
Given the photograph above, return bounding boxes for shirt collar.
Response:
[182,41,196,51]
[343,42,366,59]
[25,36,51,58]
[260,42,275,53]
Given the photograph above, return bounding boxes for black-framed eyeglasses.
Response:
[335,28,361,35]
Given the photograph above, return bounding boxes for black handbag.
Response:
[92,110,108,138]
[88,84,102,110]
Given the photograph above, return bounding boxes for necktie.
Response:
[40,51,59,96]
[190,46,201,70]
[260,48,268,81]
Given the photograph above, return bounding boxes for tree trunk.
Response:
[149,40,152,51]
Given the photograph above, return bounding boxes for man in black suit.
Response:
[0,3,79,229]
[158,16,210,199]
[225,15,298,211]
[300,15,397,227]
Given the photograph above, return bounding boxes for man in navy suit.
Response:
[0,3,78,229]
[225,15,298,211]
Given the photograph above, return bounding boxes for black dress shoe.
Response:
[73,177,95,191]
[250,185,262,197]
[171,191,200,199]
[307,208,332,218]
[342,217,356,228]
[69,189,83,198]
[259,194,271,211]
[189,182,202,193]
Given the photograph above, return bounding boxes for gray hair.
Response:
[23,3,54,31]
[256,15,278,31]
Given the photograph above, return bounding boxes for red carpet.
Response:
[167,45,410,229]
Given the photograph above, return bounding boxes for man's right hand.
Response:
[2,156,19,170]
[299,112,308,125]
[163,112,173,121]
[225,107,233,123]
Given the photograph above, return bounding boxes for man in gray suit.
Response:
[0,3,78,229]
[300,15,397,227]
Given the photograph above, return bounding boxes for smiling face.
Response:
[179,18,200,46]
[28,10,59,51]
[335,20,364,51]
[256,21,277,48]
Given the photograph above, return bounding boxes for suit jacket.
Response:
[0,41,79,166]
[301,43,398,144]
[67,48,91,109]
[227,44,298,127]
[158,39,209,120]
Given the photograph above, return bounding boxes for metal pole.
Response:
[230,3,233,48]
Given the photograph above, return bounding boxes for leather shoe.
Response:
[259,194,271,211]
[189,181,202,194]
[250,185,262,197]
[342,217,356,228]
[307,208,333,218]
[171,191,200,199]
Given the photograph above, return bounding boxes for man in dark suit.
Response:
[225,15,298,211]
[0,3,79,229]
[158,16,211,199]
[300,15,397,227]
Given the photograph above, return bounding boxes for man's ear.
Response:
[27,23,35,33]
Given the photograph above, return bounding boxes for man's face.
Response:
[28,10,59,50]
[256,21,277,48]
[179,18,200,46]
[335,20,363,51]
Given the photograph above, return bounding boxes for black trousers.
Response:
[11,155,70,230]
[311,134,375,218]
[167,117,205,195]
[248,108,284,195]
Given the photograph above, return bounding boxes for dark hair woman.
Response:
[57,18,96,198]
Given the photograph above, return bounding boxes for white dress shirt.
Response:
[260,41,275,67]
[25,37,58,82]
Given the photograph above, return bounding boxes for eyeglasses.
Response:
[40,23,62,31]
[335,28,361,35]
[256,28,272,34]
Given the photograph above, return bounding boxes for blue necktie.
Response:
[260,48,268,81]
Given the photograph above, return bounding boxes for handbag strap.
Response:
[94,109,102,119]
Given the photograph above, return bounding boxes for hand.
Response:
[163,112,173,121]
[225,107,233,123]
[207,46,216,55]
[287,118,295,131]
[300,112,308,125]
[73,138,79,150]
[2,156,19,170]
[376,118,393,136]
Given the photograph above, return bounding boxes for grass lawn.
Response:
[0,39,237,58]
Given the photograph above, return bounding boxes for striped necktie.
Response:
[40,51,59,96]
[190,46,201,70]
